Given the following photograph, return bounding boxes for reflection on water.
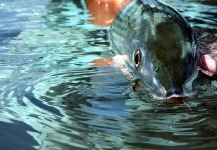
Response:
[167,0,217,29]
[0,0,217,149]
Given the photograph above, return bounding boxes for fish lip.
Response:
[166,90,197,100]
[166,88,183,99]
[166,94,185,100]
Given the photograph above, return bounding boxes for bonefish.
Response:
[110,0,197,99]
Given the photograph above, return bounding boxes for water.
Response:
[0,0,217,149]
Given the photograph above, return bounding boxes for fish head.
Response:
[110,0,197,99]
[128,19,196,99]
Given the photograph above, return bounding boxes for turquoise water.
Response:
[0,0,217,149]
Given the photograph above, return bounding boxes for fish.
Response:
[109,0,197,99]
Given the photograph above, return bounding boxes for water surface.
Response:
[0,0,217,149]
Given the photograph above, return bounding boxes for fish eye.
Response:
[134,49,142,69]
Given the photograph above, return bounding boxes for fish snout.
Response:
[166,88,183,99]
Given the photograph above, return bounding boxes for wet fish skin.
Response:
[110,0,196,99]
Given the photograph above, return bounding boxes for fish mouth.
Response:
[165,86,198,100]
[166,88,183,99]
[132,77,196,100]
[147,86,192,100]
[166,94,185,100]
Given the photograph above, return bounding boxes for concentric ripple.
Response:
[0,0,216,149]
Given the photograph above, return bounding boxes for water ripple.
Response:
[0,0,217,149]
